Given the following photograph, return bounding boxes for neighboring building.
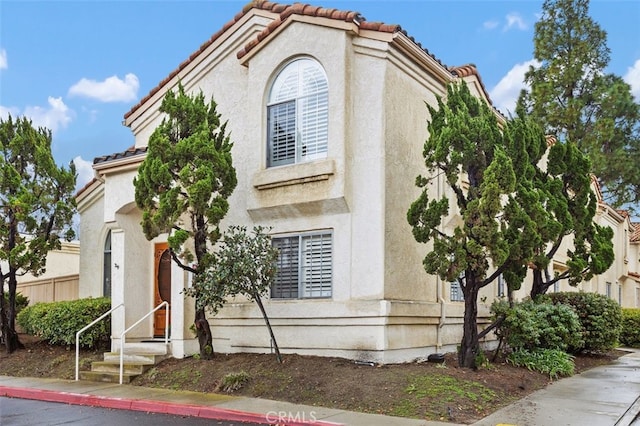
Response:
[2,240,80,305]
[76,1,640,363]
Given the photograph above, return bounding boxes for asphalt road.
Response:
[0,397,267,426]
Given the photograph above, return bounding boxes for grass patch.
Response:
[392,374,497,420]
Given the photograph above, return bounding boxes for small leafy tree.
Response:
[134,83,237,360]
[189,226,282,362]
[408,83,543,368]
[0,115,76,354]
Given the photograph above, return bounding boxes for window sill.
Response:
[252,159,335,190]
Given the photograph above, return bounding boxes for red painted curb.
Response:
[0,386,343,425]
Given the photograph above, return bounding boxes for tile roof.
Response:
[448,64,493,106]
[75,177,98,198]
[93,146,148,165]
[123,1,491,123]
[631,222,640,242]
[616,209,630,219]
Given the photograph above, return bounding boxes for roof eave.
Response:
[93,153,146,174]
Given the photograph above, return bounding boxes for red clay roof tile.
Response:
[631,222,640,242]
[123,1,491,127]
[448,64,494,106]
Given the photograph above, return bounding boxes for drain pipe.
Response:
[435,171,446,351]
[436,276,446,351]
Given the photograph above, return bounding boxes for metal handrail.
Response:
[75,303,124,381]
[119,301,169,384]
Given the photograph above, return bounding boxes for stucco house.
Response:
[77,1,640,363]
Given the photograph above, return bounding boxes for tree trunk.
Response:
[1,273,24,354]
[458,283,480,369]
[253,292,282,363]
[194,306,213,360]
[529,270,549,300]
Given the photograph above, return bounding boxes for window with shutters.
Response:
[271,232,332,299]
[267,58,328,168]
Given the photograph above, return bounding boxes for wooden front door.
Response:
[154,243,171,337]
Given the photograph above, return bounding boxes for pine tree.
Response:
[520,0,640,210]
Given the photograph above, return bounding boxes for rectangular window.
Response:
[271,232,332,299]
[497,274,505,297]
[606,282,612,298]
[450,279,464,302]
[618,284,622,306]
[553,281,559,293]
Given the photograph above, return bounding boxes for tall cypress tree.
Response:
[134,83,237,360]
[408,83,540,368]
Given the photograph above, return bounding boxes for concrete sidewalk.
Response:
[1,349,639,426]
[472,349,640,426]
[0,374,453,426]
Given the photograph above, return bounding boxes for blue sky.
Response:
[1,0,639,192]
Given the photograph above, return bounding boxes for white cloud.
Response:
[623,59,640,101]
[489,59,540,115]
[0,48,7,70]
[483,20,499,30]
[23,97,73,133]
[0,105,20,119]
[504,13,527,31]
[68,73,139,103]
[73,156,95,191]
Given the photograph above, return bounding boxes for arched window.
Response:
[267,58,328,167]
[103,230,112,298]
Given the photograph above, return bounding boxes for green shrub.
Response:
[620,309,640,347]
[220,371,250,393]
[492,299,584,352]
[507,348,575,379]
[17,297,111,349]
[3,292,29,314]
[545,292,622,352]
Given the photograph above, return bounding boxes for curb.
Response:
[0,386,342,426]
[614,393,640,426]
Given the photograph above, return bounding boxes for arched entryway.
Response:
[154,243,171,337]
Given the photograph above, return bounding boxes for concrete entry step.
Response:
[79,340,169,384]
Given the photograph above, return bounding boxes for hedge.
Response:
[17,297,111,349]
[545,292,622,352]
[492,299,584,352]
[620,308,640,348]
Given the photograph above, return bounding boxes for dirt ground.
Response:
[0,334,626,424]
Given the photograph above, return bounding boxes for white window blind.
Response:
[267,58,328,167]
[271,232,332,299]
[301,233,332,298]
[272,236,299,299]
